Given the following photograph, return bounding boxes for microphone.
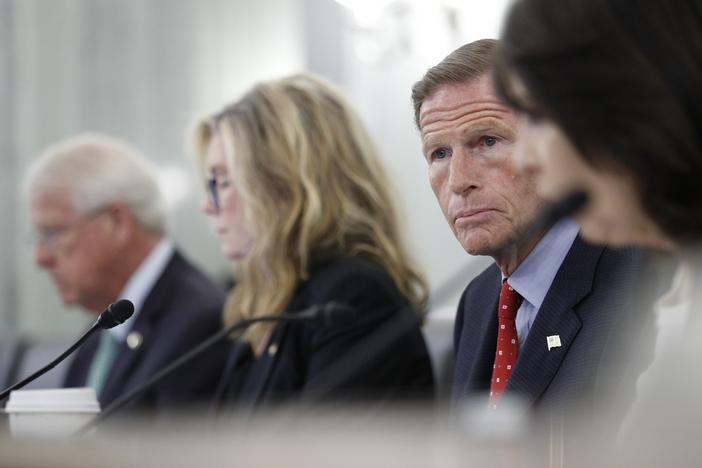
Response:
[76,301,355,434]
[95,299,135,329]
[297,301,358,328]
[522,190,589,240]
[0,299,134,401]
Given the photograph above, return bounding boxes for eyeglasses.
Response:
[32,208,107,251]
[206,175,232,213]
[207,176,220,212]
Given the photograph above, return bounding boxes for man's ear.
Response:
[104,202,135,244]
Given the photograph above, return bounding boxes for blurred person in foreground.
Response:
[411,39,647,423]
[494,0,702,463]
[192,73,434,409]
[25,133,229,411]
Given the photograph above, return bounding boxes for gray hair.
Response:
[24,133,168,235]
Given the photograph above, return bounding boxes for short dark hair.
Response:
[494,0,702,243]
[411,39,499,129]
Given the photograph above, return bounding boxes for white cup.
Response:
[4,387,101,438]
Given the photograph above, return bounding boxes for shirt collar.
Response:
[505,218,579,310]
[109,239,175,342]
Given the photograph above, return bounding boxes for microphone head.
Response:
[97,299,135,329]
[295,302,357,328]
[547,190,589,222]
[527,190,589,237]
[316,302,358,328]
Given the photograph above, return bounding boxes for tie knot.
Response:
[498,281,522,320]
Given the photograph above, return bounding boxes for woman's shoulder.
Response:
[311,256,388,276]
[293,256,407,310]
[306,256,397,290]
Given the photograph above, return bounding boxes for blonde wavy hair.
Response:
[193,73,428,348]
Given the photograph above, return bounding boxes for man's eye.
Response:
[483,136,498,147]
[432,148,451,160]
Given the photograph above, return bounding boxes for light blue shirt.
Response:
[505,218,579,345]
[109,239,175,343]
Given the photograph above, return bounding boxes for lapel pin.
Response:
[546,335,561,351]
[126,331,143,350]
[267,343,278,357]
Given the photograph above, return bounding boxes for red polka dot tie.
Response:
[489,280,523,408]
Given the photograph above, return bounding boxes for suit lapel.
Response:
[239,324,288,407]
[506,237,604,404]
[100,318,156,405]
[100,253,178,405]
[239,279,313,406]
[456,266,502,396]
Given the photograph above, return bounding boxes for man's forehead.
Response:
[419,77,514,131]
[420,101,513,131]
[30,191,77,220]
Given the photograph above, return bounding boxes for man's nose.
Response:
[34,242,55,268]
[448,148,480,194]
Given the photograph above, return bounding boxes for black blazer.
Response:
[216,257,434,409]
[452,236,648,411]
[64,250,229,410]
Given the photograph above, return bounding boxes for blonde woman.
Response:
[193,73,434,407]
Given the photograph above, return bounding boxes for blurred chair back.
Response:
[0,335,28,391]
[10,336,76,390]
[422,309,455,398]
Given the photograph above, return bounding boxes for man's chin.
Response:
[464,246,499,257]
[55,290,80,308]
[458,235,509,258]
[60,297,79,308]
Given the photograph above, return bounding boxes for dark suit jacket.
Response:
[64,250,229,410]
[216,257,434,409]
[452,236,648,411]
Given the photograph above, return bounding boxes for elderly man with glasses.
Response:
[25,133,229,411]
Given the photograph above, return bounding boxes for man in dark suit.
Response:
[25,133,228,411]
[411,40,646,414]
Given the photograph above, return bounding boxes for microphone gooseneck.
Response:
[524,190,589,240]
[76,302,355,435]
[0,300,135,401]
